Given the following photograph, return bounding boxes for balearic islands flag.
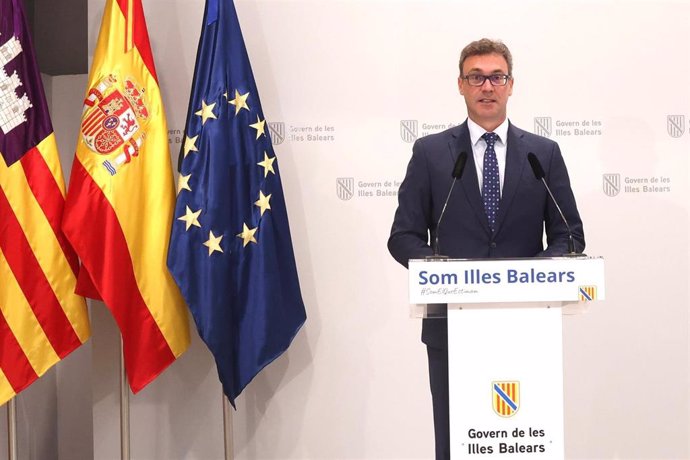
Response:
[0,0,89,404]
[62,0,189,392]
[167,0,306,406]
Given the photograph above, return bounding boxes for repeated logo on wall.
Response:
[399,118,607,142]
[533,116,603,138]
[400,120,417,143]
[336,177,401,200]
[533,117,551,138]
[399,120,459,143]
[602,174,620,197]
[667,115,687,138]
[172,122,336,148]
[269,121,285,145]
[336,177,354,201]
[282,122,336,143]
[602,173,672,197]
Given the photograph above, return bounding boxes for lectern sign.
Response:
[408,257,606,459]
[408,256,605,304]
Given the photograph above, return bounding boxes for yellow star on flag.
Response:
[177,173,192,194]
[257,152,276,177]
[183,135,199,158]
[203,231,224,255]
[254,191,272,216]
[237,223,258,247]
[249,115,266,139]
[195,100,217,125]
[177,205,202,231]
[228,89,250,115]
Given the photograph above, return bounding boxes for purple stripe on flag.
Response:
[0,0,53,166]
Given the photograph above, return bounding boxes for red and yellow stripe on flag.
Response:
[0,140,91,405]
[0,0,89,404]
[62,0,190,392]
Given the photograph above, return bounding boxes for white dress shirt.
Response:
[467,117,509,197]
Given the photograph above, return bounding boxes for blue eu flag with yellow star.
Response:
[167,0,306,407]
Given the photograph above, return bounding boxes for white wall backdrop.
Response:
[4,1,686,459]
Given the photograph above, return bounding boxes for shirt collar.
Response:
[467,118,510,146]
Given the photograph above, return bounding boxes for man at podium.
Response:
[388,38,585,460]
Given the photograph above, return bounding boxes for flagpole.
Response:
[120,339,130,460]
[222,391,234,460]
[7,397,17,460]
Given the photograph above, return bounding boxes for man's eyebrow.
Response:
[465,68,507,74]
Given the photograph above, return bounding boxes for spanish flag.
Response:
[0,0,90,404]
[62,0,190,392]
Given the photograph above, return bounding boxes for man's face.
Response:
[458,53,513,131]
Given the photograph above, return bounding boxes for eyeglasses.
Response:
[462,74,511,87]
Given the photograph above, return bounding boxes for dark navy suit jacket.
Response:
[388,120,585,349]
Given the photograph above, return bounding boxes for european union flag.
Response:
[167,0,306,407]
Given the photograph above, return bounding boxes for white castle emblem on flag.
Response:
[0,34,32,134]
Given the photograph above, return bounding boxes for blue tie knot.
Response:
[482,132,498,146]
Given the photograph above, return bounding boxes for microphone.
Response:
[431,151,468,257]
[452,151,468,179]
[527,152,578,255]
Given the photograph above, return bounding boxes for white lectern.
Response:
[409,257,605,460]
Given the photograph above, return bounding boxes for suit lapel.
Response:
[450,122,491,235]
[494,123,528,236]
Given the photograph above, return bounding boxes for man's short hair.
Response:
[459,39,513,77]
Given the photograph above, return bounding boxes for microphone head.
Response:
[527,152,545,179]
[452,151,468,179]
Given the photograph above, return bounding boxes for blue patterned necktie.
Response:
[482,132,500,232]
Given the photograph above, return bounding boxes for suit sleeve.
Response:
[537,142,586,256]
[388,139,435,267]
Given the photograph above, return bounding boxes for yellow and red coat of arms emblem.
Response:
[80,74,149,176]
[492,381,520,417]
[578,285,597,301]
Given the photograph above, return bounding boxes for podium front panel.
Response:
[448,307,564,460]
